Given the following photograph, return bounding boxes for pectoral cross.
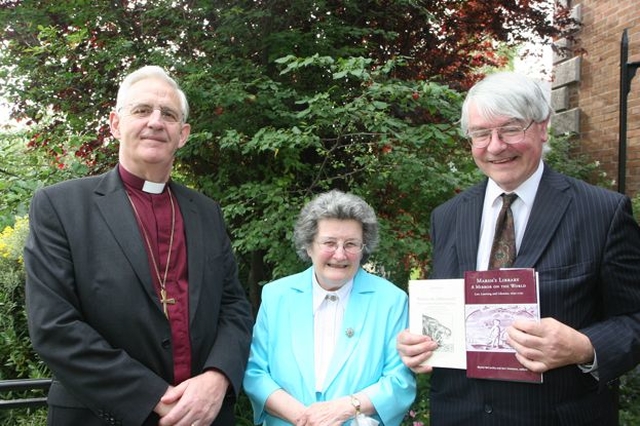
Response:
[160,288,176,318]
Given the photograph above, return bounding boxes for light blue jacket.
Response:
[243,267,416,425]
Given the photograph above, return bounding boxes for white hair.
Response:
[460,71,552,132]
[115,65,189,121]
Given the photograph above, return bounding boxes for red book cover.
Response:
[464,268,542,383]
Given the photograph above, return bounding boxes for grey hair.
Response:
[293,190,379,265]
[115,65,189,121]
[460,71,553,133]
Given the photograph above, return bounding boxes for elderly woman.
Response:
[243,190,416,425]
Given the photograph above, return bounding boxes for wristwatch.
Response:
[350,394,361,416]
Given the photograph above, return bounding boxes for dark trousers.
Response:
[47,395,237,426]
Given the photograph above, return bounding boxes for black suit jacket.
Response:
[428,164,640,426]
[25,167,253,426]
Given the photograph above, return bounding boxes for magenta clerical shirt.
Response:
[119,165,192,385]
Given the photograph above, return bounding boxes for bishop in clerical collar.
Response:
[23,65,254,426]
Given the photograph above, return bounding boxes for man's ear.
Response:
[109,111,121,139]
[539,118,551,142]
[178,123,191,149]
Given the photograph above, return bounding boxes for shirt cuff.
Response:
[578,351,599,380]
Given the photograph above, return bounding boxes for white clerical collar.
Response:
[142,181,166,194]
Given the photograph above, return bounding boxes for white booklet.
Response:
[408,279,466,369]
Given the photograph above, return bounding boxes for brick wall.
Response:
[553,0,640,197]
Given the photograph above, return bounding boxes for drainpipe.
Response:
[618,28,640,194]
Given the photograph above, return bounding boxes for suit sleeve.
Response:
[357,290,416,425]
[242,283,283,425]
[24,188,168,426]
[199,201,254,396]
[580,195,640,386]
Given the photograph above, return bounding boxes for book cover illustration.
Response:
[464,268,542,383]
[408,279,466,369]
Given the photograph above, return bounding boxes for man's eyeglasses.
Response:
[119,103,182,123]
[316,240,365,255]
[466,120,534,149]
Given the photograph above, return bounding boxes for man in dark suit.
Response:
[24,65,253,426]
[397,71,640,425]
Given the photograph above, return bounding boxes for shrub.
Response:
[402,373,431,425]
[545,131,609,187]
[620,366,640,425]
[0,216,49,424]
[632,192,640,223]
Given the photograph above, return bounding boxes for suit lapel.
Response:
[456,183,486,274]
[516,166,571,268]
[289,269,317,393]
[170,184,203,324]
[94,168,157,307]
[453,168,572,272]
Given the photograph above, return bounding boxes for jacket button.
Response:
[484,404,493,414]
[161,338,171,348]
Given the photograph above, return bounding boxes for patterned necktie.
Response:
[489,193,518,270]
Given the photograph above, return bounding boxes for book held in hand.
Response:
[464,268,542,383]
[408,279,466,369]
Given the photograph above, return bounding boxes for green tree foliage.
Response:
[0,0,577,308]
[0,215,49,425]
[1,2,638,425]
[0,125,89,228]
[0,127,86,424]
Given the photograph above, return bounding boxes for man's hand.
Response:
[506,317,595,373]
[157,370,230,426]
[396,329,439,374]
[154,387,176,418]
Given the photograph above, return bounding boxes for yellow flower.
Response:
[0,215,29,263]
